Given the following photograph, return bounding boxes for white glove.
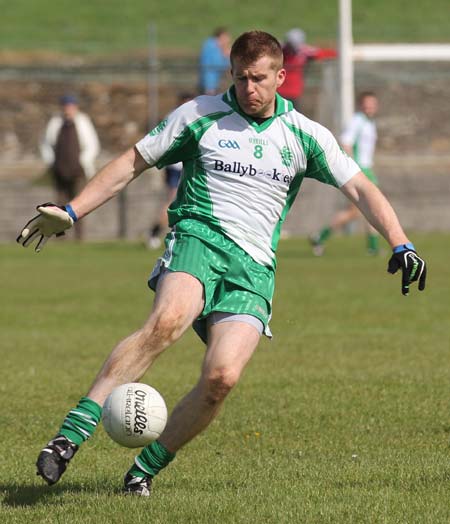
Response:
[17,203,74,252]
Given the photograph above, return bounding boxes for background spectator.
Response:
[199,27,231,95]
[40,94,100,239]
[277,28,336,110]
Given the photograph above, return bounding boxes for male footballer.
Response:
[18,31,426,496]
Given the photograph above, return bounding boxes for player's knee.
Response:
[203,367,239,405]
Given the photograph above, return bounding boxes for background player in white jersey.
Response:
[310,91,381,255]
[17,32,426,497]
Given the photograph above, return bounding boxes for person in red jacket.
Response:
[277,28,336,110]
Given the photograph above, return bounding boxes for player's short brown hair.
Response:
[230,31,283,71]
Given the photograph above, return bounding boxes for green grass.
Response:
[0,0,449,54]
[1,234,450,523]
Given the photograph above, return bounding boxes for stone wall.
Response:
[2,59,450,243]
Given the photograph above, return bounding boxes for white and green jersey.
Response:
[340,112,377,169]
[136,87,360,268]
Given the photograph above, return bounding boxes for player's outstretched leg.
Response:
[36,271,204,486]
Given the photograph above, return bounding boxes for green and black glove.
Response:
[387,242,427,296]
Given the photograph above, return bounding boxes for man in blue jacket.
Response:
[199,27,231,94]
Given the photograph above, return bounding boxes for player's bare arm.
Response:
[70,146,149,220]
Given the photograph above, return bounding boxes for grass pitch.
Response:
[1,1,449,53]
[1,234,449,523]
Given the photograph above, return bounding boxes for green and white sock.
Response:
[318,226,332,244]
[59,397,102,446]
[129,440,176,478]
[367,233,379,254]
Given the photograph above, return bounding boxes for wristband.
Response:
[393,242,415,253]
[64,204,78,223]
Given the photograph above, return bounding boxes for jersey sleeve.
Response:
[304,121,361,188]
[135,101,197,168]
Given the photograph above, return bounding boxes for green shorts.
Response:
[362,167,378,186]
[148,219,274,342]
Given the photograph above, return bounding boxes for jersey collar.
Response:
[222,86,293,132]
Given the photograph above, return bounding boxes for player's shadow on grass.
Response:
[1,481,119,507]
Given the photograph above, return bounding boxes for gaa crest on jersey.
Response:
[280,146,293,167]
[218,139,240,149]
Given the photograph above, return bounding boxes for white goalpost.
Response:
[338,0,450,132]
